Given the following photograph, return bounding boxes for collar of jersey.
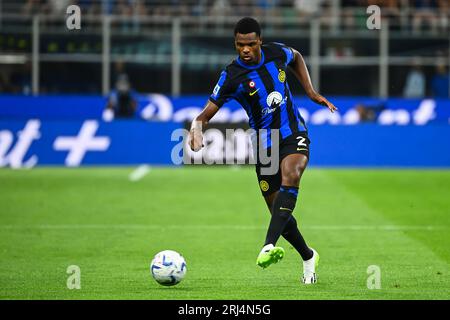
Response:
[236,50,265,70]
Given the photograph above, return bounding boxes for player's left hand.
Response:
[314,94,338,113]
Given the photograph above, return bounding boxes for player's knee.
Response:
[283,170,301,187]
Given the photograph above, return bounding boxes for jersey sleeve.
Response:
[208,70,235,108]
[273,42,295,67]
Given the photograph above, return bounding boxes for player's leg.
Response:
[263,153,320,283]
[263,153,311,258]
[283,154,320,283]
[255,167,286,268]
[256,161,312,269]
[263,192,311,261]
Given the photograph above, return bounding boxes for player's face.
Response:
[234,33,262,65]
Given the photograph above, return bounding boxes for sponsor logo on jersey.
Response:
[266,91,283,107]
[262,91,287,115]
[262,106,278,115]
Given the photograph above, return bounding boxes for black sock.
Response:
[281,216,313,261]
[264,186,299,247]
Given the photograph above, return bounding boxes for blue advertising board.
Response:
[308,125,450,167]
[1,95,449,167]
[1,95,450,126]
[0,119,449,168]
[0,120,181,167]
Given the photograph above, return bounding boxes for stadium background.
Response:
[1,0,449,300]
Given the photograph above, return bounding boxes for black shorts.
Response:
[255,132,310,197]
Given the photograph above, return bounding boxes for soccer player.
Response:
[188,17,337,284]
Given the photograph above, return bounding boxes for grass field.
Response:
[0,167,449,300]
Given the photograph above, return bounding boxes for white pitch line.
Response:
[129,165,151,182]
[0,225,447,231]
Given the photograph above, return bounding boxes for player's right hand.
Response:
[188,130,204,152]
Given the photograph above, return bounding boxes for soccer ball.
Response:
[150,250,187,286]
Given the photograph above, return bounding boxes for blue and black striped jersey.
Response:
[209,42,307,148]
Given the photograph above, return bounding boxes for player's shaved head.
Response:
[234,17,261,38]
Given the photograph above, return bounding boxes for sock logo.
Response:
[279,207,292,212]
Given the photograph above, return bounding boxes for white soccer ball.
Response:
[150,250,187,286]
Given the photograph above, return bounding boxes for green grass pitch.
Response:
[0,167,449,300]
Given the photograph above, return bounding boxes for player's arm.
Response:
[188,100,220,152]
[289,49,337,113]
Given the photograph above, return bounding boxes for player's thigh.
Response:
[280,153,308,187]
[279,133,310,187]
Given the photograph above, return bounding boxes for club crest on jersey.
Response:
[260,180,269,192]
[278,70,286,83]
[249,81,256,88]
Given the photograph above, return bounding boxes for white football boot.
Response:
[302,248,319,284]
